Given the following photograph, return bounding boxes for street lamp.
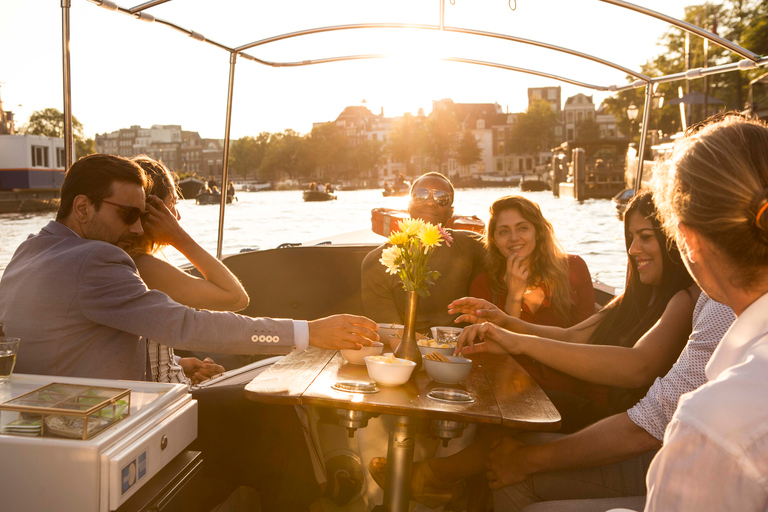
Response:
[626,103,639,146]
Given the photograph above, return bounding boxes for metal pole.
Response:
[383,415,415,512]
[216,51,237,260]
[61,0,74,168]
[634,85,653,191]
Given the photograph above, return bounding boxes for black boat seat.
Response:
[178,244,380,369]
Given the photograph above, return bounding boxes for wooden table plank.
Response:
[301,352,502,425]
[244,347,335,405]
[479,353,561,431]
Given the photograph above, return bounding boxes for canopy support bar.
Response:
[635,84,654,191]
[62,0,74,169]
[216,51,237,260]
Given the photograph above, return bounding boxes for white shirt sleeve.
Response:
[645,419,768,511]
[292,320,309,352]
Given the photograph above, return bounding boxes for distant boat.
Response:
[178,177,205,199]
[382,181,410,197]
[196,192,236,205]
[612,188,635,218]
[303,190,337,202]
[520,174,550,192]
[382,188,409,197]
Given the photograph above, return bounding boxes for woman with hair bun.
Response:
[645,114,768,510]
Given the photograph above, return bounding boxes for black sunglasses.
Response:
[100,200,149,225]
[410,187,453,207]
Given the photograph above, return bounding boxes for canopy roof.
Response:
[61,0,768,255]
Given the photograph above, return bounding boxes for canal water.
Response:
[0,188,628,289]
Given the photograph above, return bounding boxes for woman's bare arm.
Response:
[449,296,603,344]
[458,286,700,388]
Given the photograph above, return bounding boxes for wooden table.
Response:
[245,348,560,511]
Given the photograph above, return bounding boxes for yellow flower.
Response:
[388,231,410,246]
[397,218,424,236]
[418,222,443,249]
[379,245,402,275]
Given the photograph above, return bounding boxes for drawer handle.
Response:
[160,435,168,450]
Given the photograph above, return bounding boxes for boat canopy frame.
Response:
[61,0,768,258]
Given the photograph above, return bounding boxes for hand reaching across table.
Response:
[308,314,380,350]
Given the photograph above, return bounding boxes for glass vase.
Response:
[394,290,422,372]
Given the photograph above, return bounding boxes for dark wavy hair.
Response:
[587,190,693,347]
[56,154,148,221]
[485,195,573,324]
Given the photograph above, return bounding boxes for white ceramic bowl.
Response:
[417,341,456,357]
[423,355,473,384]
[430,326,464,345]
[364,355,416,386]
[377,323,404,341]
[340,342,384,365]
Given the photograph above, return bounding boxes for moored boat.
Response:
[196,192,236,205]
[520,174,550,192]
[177,177,205,199]
[303,190,337,202]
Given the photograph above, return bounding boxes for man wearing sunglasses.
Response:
[0,154,380,381]
[361,172,485,331]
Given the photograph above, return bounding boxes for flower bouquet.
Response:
[379,218,453,370]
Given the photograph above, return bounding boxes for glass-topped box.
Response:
[0,382,130,440]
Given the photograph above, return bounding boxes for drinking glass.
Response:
[0,338,20,384]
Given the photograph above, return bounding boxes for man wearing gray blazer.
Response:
[0,154,379,380]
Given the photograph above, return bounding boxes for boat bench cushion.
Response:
[222,245,375,320]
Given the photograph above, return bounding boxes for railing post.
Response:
[216,51,237,260]
[61,0,73,168]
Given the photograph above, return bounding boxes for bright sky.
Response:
[1,0,699,140]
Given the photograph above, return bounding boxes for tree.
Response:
[575,117,601,145]
[605,0,768,134]
[229,133,269,178]
[456,131,481,168]
[75,138,96,159]
[24,107,94,159]
[306,123,348,180]
[348,139,384,180]
[509,98,559,156]
[425,105,459,170]
[387,113,427,177]
[259,130,307,181]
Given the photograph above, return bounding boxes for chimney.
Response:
[380,107,384,116]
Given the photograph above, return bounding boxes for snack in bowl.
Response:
[423,354,472,384]
[340,341,384,365]
[389,330,428,351]
[417,339,455,357]
[364,354,416,386]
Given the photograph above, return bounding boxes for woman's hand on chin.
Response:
[448,297,511,327]
[504,255,529,301]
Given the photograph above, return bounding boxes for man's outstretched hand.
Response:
[308,314,380,350]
